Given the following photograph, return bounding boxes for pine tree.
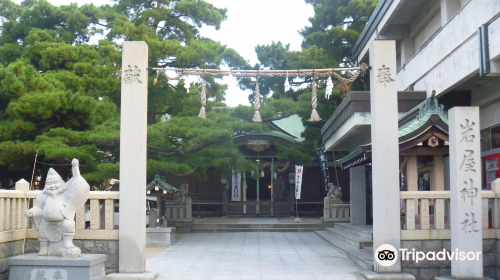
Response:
[0,0,254,185]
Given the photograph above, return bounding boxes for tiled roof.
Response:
[271,115,305,140]
[146,175,179,192]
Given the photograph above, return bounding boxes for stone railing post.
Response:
[149,209,157,228]
[15,179,30,193]
[492,179,500,229]
[186,197,192,220]
[323,197,330,219]
[15,179,30,230]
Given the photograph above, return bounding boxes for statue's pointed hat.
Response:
[46,168,63,181]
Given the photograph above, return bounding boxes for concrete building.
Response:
[351,0,500,180]
[320,0,500,279]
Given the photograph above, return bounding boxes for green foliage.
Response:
[240,0,378,161]
[0,0,377,189]
[0,0,250,187]
[301,0,379,66]
[146,108,269,180]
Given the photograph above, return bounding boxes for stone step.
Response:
[191,227,322,233]
[315,230,373,271]
[333,223,373,240]
[364,247,373,254]
[324,227,373,249]
[191,223,322,229]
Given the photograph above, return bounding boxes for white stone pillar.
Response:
[350,165,366,225]
[369,40,401,273]
[118,41,149,274]
[406,156,419,217]
[449,107,483,278]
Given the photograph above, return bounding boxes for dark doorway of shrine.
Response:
[245,174,271,200]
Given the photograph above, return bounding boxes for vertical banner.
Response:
[295,165,303,199]
[231,170,241,201]
[243,172,247,202]
[318,150,329,192]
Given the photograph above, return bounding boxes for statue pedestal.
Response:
[9,253,106,280]
[330,199,342,205]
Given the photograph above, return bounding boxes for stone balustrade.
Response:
[323,197,350,224]
[165,197,192,222]
[400,189,500,240]
[0,180,119,244]
[0,180,120,276]
[164,197,192,232]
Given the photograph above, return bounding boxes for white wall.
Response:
[460,0,471,8]
[397,0,500,95]
[479,100,500,130]
[472,78,500,130]
[471,78,500,108]
[414,12,442,50]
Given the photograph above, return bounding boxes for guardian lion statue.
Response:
[326,183,342,201]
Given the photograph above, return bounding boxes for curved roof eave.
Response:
[337,109,450,169]
[233,132,296,147]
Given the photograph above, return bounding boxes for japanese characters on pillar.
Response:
[118,41,149,274]
[295,165,303,199]
[231,169,241,201]
[449,107,483,278]
[123,65,143,84]
[369,40,401,273]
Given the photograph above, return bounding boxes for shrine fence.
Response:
[400,190,500,240]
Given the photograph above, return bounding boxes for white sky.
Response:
[11,0,315,106]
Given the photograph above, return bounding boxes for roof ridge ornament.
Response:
[417,90,446,120]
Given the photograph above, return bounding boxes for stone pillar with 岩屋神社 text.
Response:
[449,107,483,278]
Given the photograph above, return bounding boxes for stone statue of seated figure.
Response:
[25,159,90,257]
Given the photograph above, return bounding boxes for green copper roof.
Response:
[398,113,448,138]
[146,175,179,192]
[235,114,306,145]
[271,115,305,140]
[336,144,371,167]
[398,93,448,138]
[233,130,297,145]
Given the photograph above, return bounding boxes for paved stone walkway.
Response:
[147,232,364,280]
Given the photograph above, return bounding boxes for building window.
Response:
[481,125,500,152]
[481,128,491,152]
[492,125,500,149]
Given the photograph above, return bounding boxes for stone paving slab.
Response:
[146,232,364,280]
